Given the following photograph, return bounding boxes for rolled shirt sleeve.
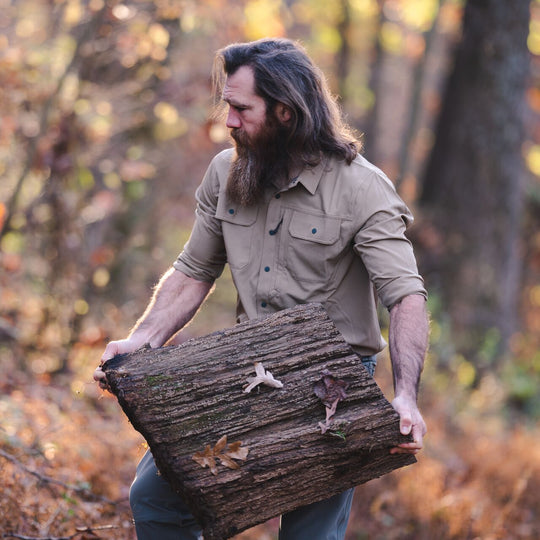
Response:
[173,152,228,283]
[353,170,427,310]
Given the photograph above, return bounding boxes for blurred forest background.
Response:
[1,0,539,538]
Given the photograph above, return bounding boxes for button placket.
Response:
[257,195,282,315]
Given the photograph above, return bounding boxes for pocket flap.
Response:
[289,212,340,245]
[215,195,259,226]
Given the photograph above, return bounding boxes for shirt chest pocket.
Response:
[216,199,258,269]
[283,211,345,283]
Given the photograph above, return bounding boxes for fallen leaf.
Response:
[218,455,240,469]
[192,444,218,475]
[214,435,227,453]
[226,440,250,461]
[192,436,249,476]
[313,369,349,408]
[313,370,350,435]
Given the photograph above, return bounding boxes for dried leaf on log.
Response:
[192,436,249,476]
[314,370,350,434]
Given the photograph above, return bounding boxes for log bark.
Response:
[103,303,416,539]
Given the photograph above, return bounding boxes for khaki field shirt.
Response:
[174,148,426,356]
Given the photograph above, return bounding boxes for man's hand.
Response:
[390,394,427,455]
[93,338,146,391]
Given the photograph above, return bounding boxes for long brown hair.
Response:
[213,38,360,167]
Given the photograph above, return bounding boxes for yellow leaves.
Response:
[244,0,285,41]
[64,0,83,27]
[92,267,110,288]
[401,0,438,32]
[349,0,379,19]
[148,24,170,49]
[528,19,540,55]
[525,144,540,177]
[380,22,404,54]
[16,19,37,39]
[132,24,169,62]
[318,27,342,55]
[378,0,438,55]
[154,101,179,123]
[0,202,6,232]
[73,299,89,316]
[530,284,540,307]
[192,436,249,476]
[455,355,476,388]
[153,101,188,140]
[0,230,24,254]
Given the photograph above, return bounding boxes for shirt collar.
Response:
[289,158,328,195]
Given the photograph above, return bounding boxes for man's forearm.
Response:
[128,268,214,348]
[388,294,429,401]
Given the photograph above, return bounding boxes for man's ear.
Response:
[275,103,292,124]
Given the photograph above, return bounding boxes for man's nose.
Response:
[226,109,241,129]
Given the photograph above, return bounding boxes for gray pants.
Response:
[129,356,376,540]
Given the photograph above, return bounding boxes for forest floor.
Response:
[1,343,539,540]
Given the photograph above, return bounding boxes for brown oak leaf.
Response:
[192,436,249,476]
[313,370,350,434]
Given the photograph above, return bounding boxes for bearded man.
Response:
[95,38,429,540]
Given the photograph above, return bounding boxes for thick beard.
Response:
[226,114,292,207]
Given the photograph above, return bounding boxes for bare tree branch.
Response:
[0,4,107,240]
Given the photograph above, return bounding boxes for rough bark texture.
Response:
[103,303,415,540]
[417,0,530,362]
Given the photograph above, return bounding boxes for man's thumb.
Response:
[400,413,412,435]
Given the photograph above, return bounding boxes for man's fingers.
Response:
[93,366,106,381]
[390,441,422,455]
[390,395,426,455]
[93,366,112,391]
[101,341,121,363]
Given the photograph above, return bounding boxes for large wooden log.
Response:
[103,303,416,539]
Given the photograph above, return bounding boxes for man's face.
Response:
[223,64,293,206]
[222,65,267,145]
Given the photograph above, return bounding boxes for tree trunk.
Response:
[103,303,415,540]
[417,0,530,364]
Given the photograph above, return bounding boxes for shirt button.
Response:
[269,230,276,236]
[312,228,317,234]
[275,193,281,199]
[261,301,267,308]
[228,208,235,215]
[264,266,270,272]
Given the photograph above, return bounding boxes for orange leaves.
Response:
[0,202,5,232]
[192,436,249,476]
